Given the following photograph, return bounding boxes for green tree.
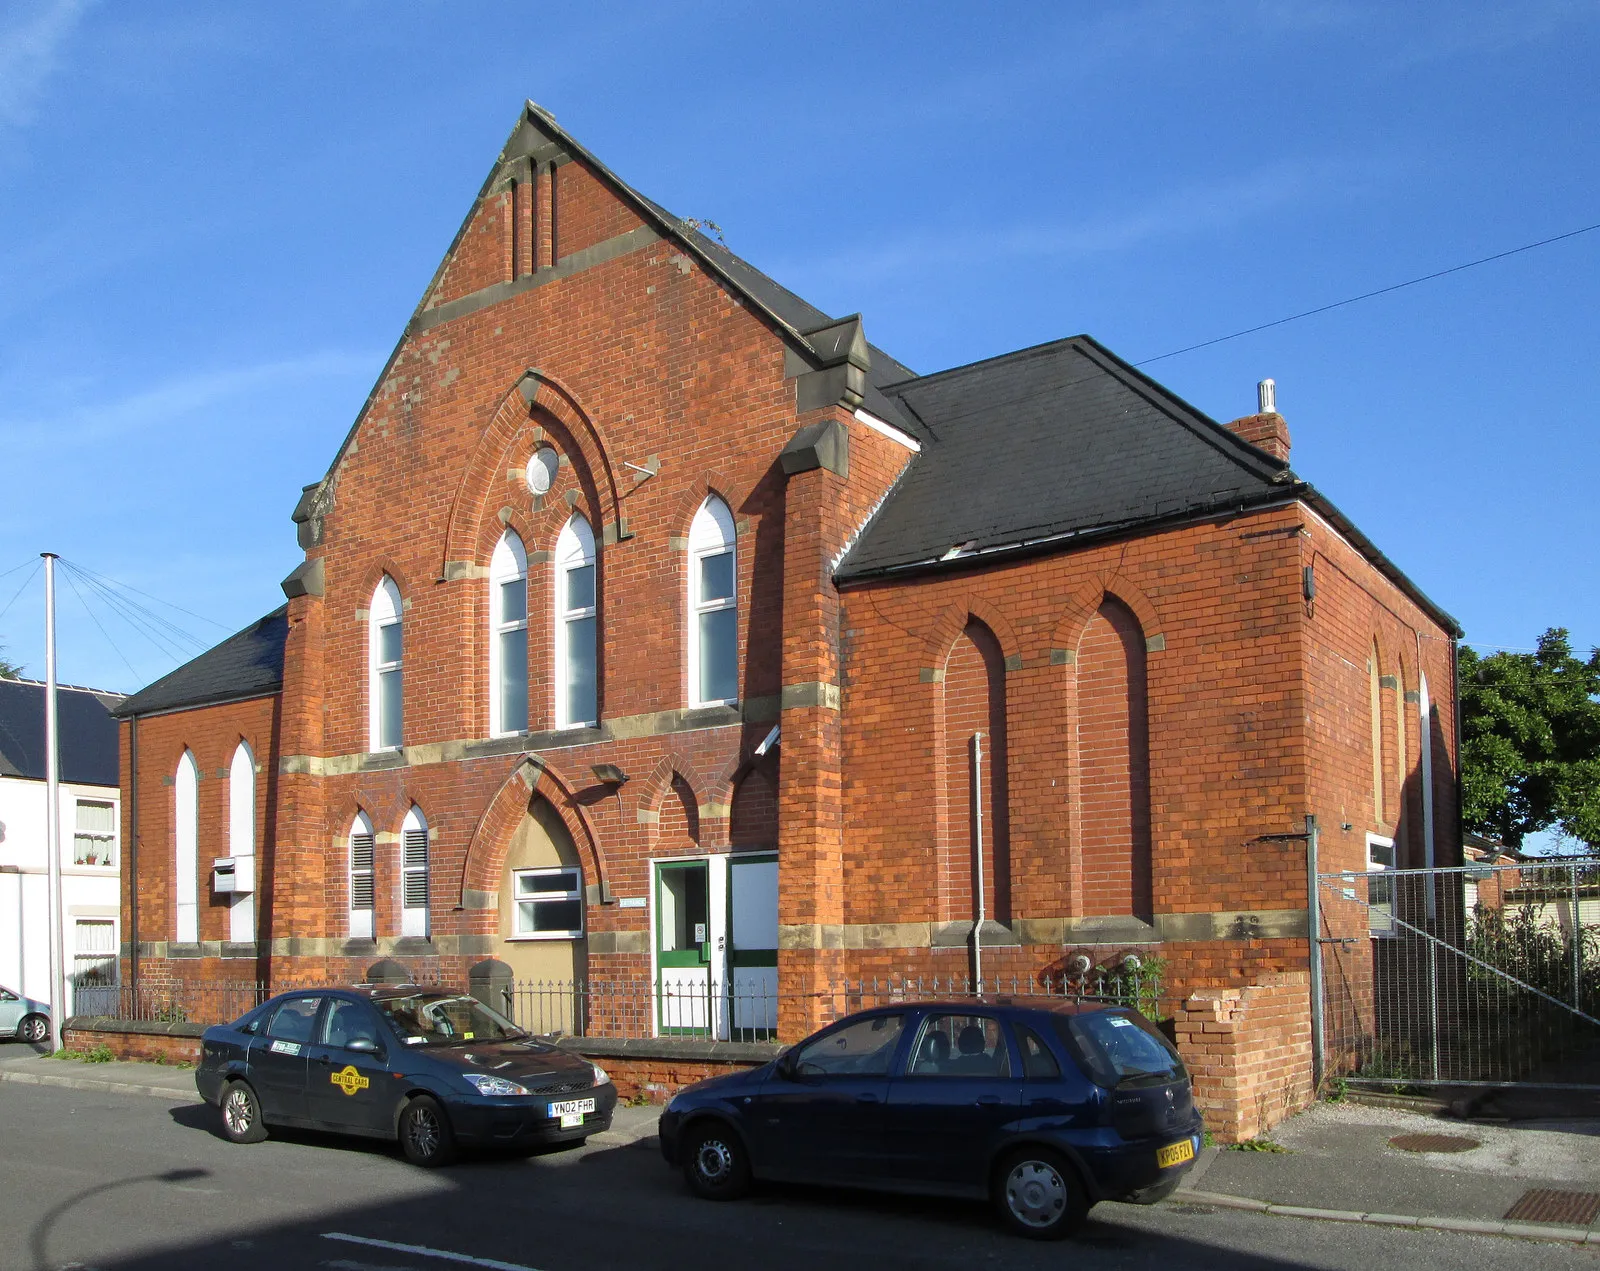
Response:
[1459,629,1600,849]
[0,639,20,678]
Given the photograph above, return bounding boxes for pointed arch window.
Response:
[555,514,597,728]
[490,531,529,736]
[227,742,256,942]
[1369,644,1385,824]
[369,576,403,751]
[401,806,429,938]
[174,750,199,943]
[688,495,738,707]
[349,812,375,939]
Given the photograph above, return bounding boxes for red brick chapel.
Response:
[114,103,1460,1134]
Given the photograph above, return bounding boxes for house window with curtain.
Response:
[687,495,737,707]
[401,806,429,938]
[490,530,529,736]
[369,576,403,751]
[349,813,375,939]
[554,514,597,728]
[73,799,116,867]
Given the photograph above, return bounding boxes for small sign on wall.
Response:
[618,897,647,909]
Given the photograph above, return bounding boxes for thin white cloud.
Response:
[775,155,1390,292]
[0,0,92,128]
[2,351,376,454]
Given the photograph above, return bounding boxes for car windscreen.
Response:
[377,993,526,1047]
[1056,1010,1183,1088]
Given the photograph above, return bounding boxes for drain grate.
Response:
[1503,1189,1600,1226]
[1387,1133,1481,1154]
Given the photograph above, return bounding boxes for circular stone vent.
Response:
[1388,1133,1481,1154]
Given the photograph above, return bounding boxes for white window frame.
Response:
[72,917,118,986]
[348,812,375,939]
[489,530,529,737]
[72,797,117,868]
[227,741,257,941]
[175,750,199,942]
[687,495,738,708]
[1366,833,1397,938]
[509,867,586,940]
[400,805,429,939]
[554,514,598,729]
[369,576,403,752]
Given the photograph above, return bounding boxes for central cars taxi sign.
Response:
[331,1064,371,1096]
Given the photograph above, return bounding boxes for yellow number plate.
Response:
[1157,1138,1196,1168]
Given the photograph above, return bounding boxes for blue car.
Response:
[658,1000,1202,1239]
[195,985,615,1166]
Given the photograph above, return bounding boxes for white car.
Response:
[0,986,50,1044]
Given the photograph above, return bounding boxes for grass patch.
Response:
[1230,1137,1289,1153]
[80,1043,117,1064]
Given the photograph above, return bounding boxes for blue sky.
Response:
[2,0,1598,695]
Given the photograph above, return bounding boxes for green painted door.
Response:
[656,861,712,1035]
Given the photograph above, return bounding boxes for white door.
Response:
[729,854,778,1039]
[656,860,714,1035]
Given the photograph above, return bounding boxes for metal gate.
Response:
[1314,857,1600,1089]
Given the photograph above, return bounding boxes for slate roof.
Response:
[0,678,123,785]
[112,607,288,719]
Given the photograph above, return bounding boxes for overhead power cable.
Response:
[60,565,143,686]
[1134,220,1600,368]
[0,562,41,625]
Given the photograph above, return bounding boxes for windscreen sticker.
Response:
[1107,1017,1136,1029]
[404,1036,426,1045]
[463,1032,474,1040]
[269,1040,302,1055]
[330,1064,370,1096]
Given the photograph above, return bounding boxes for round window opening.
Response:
[526,447,559,496]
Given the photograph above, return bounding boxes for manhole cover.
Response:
[1504,1189,1600,1225]
[1387,1133,1482,1153]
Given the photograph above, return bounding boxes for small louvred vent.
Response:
[402,828,429,909]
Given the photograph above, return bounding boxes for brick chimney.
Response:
[1225,378,1291,463]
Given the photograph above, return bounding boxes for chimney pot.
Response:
[1258,378,1277,415]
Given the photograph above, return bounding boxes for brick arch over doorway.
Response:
[1075,595,1152,922]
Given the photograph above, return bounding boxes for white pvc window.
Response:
[512,868,585,939]
[369,576,403,751]
[228,742,256,941]
[687,495,738,707]
[349,812,375,939]
[175,750,199,942]
[73,919,117,986]
[555,515,597,728]
[1366,834,1396,938]
[401,806,429,939]
[490,531,529,736]
[73,799,116,867]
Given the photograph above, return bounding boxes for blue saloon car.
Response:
[659,1000,1202,1239]
[195,985,615,1166]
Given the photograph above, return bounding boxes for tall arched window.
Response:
[489,531,529,736]
[369,576,403,751]
[1419,674,1436,876]
[348,812,375,939]
[401,805,429,938]
[555,514,597,728]
[1395,669,1408,827]
[228,742,256,943]
[687,495,737,707]
[174,750,199,943]
[1369,643,1385,825]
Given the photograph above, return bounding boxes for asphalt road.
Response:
[2,1082,1595,1271]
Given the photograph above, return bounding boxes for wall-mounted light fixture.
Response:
[591,763,629,785]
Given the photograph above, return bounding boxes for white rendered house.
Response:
[0,678,123,1018]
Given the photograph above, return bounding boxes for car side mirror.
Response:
[346,1037,381,1055]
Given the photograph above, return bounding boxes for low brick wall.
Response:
[64,1017,205,1065]
[1173,971,1314,1143]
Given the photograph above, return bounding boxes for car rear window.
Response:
[1054,1010,1183,1088]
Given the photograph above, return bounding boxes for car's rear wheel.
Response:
[994,1147,1089,1240]
[399,1095,456,1167]
[681,1122,751,1200]
[17,1014,47,1044]
[220,1080,268,1144]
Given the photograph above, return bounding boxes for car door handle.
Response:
[856,1093,880,1104]
[976,1095,1003,1106]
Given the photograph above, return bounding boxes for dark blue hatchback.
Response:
[195,985,615,1166]
[658,1000,1201,1239]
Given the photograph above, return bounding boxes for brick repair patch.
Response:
[1503,1189,1600,1226]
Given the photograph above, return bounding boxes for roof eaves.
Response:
[113,687,282,722]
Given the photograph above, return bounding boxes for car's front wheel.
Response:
[17,1014,48,1044]
[220,1080,268,1144]
[681,1122,751,1200]
[994,1147,1090,1240]
[398,1095,456,1167]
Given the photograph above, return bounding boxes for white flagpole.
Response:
[42,552,66,1052]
